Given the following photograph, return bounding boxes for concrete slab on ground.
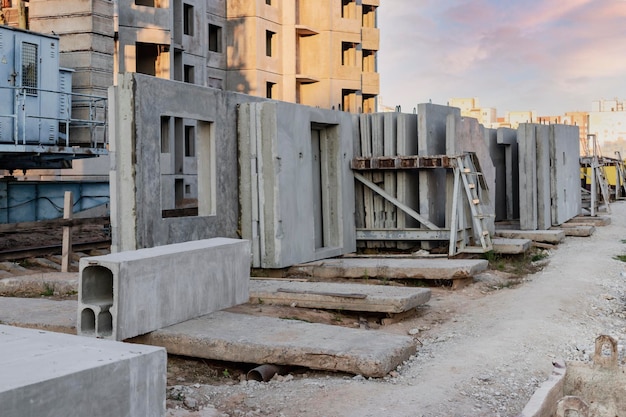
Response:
[0,272,78,297]
[131,311,416,378]
[492,238,532,254]
[553,224,595,237]
[494,229,565,244]
[287,258,489,280]
[249,279,431,313]
[0,297,77,334]
[0,324,166,417]
[569,216,611,226]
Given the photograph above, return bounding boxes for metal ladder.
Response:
[449,153,493,255]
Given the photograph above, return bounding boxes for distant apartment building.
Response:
[447,97,497,127]
[2,0,379,113]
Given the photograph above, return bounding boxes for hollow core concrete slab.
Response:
[131,311,417,378]
[286,258,488,280]
[249,279,431,313]
[0,325,166,417]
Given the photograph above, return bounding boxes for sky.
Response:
[378,0,626,117]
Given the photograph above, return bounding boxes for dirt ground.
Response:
[165,201,626,417]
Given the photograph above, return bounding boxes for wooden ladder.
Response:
[449,153,493,256]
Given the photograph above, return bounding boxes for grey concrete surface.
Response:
[131,311,417,377]
[0,297,77,334]
[550,125,582,225]
[249,279,431,313]
[569,216,611,226]
[495,229,566,244]
[0,324,166,417]
[78,238,250,340]
[0,272,77,297]
[238,101,357,268]
[287,258,489,280]
[555,224,595,237]
[492,238,532,254]
[110,73,264,252]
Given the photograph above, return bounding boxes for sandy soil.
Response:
[167,201,626,417]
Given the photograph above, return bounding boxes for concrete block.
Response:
[0,324,166,417]
[78,238,250,340]
[249,280,431,313]
[495,229,565,244]
[287,258,489,280]
[492,238,532,254]
[131,311,416,378]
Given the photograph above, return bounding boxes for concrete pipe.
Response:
[247,364,286,382]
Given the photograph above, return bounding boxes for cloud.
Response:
[379,0,626,115]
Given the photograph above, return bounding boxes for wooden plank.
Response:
[354,173,440,230]
[0,216,110,233]
[61,191,73,273]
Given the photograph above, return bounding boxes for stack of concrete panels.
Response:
[518,123,581,230]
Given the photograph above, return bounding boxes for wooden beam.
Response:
[354,172,440,230]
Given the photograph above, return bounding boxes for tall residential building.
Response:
[4,0,379,113]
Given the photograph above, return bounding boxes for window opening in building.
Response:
[208,77,223,89]
[266,30,275,57]
[184,125,195,157]
[160,116,170,153]
[22,42,38,95]
[183,3,194,36]
[362,49,375,72]
[208,24,222,53]
[266,82,275,99]
[184,65,195,84]
[342,42,356,66]
[136,42,159,76]
[266,0,272,4]
[362,5,376,27]
[341,0,355,19]
[135,0,155,6]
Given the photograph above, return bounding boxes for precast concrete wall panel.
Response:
[535,124,552,230]
[78,238,250,340]
[109,73,264,252]
[0,325,166,417]
[417,103,459,229]
[238,102,357,269]
[518,124,538,230]
[550,124,582,225]
[396,113,420,229]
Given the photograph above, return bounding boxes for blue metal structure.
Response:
[0,180,109,223]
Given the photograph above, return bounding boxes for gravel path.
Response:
[171,203,626,417]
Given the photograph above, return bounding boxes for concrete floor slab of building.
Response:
[0,324,166,417]
[249,279,431,313]
[495,229,566,244]
[569,216,611,226]
[286,257,489,280]
[130,311,416,378]
[78,237,250,341]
